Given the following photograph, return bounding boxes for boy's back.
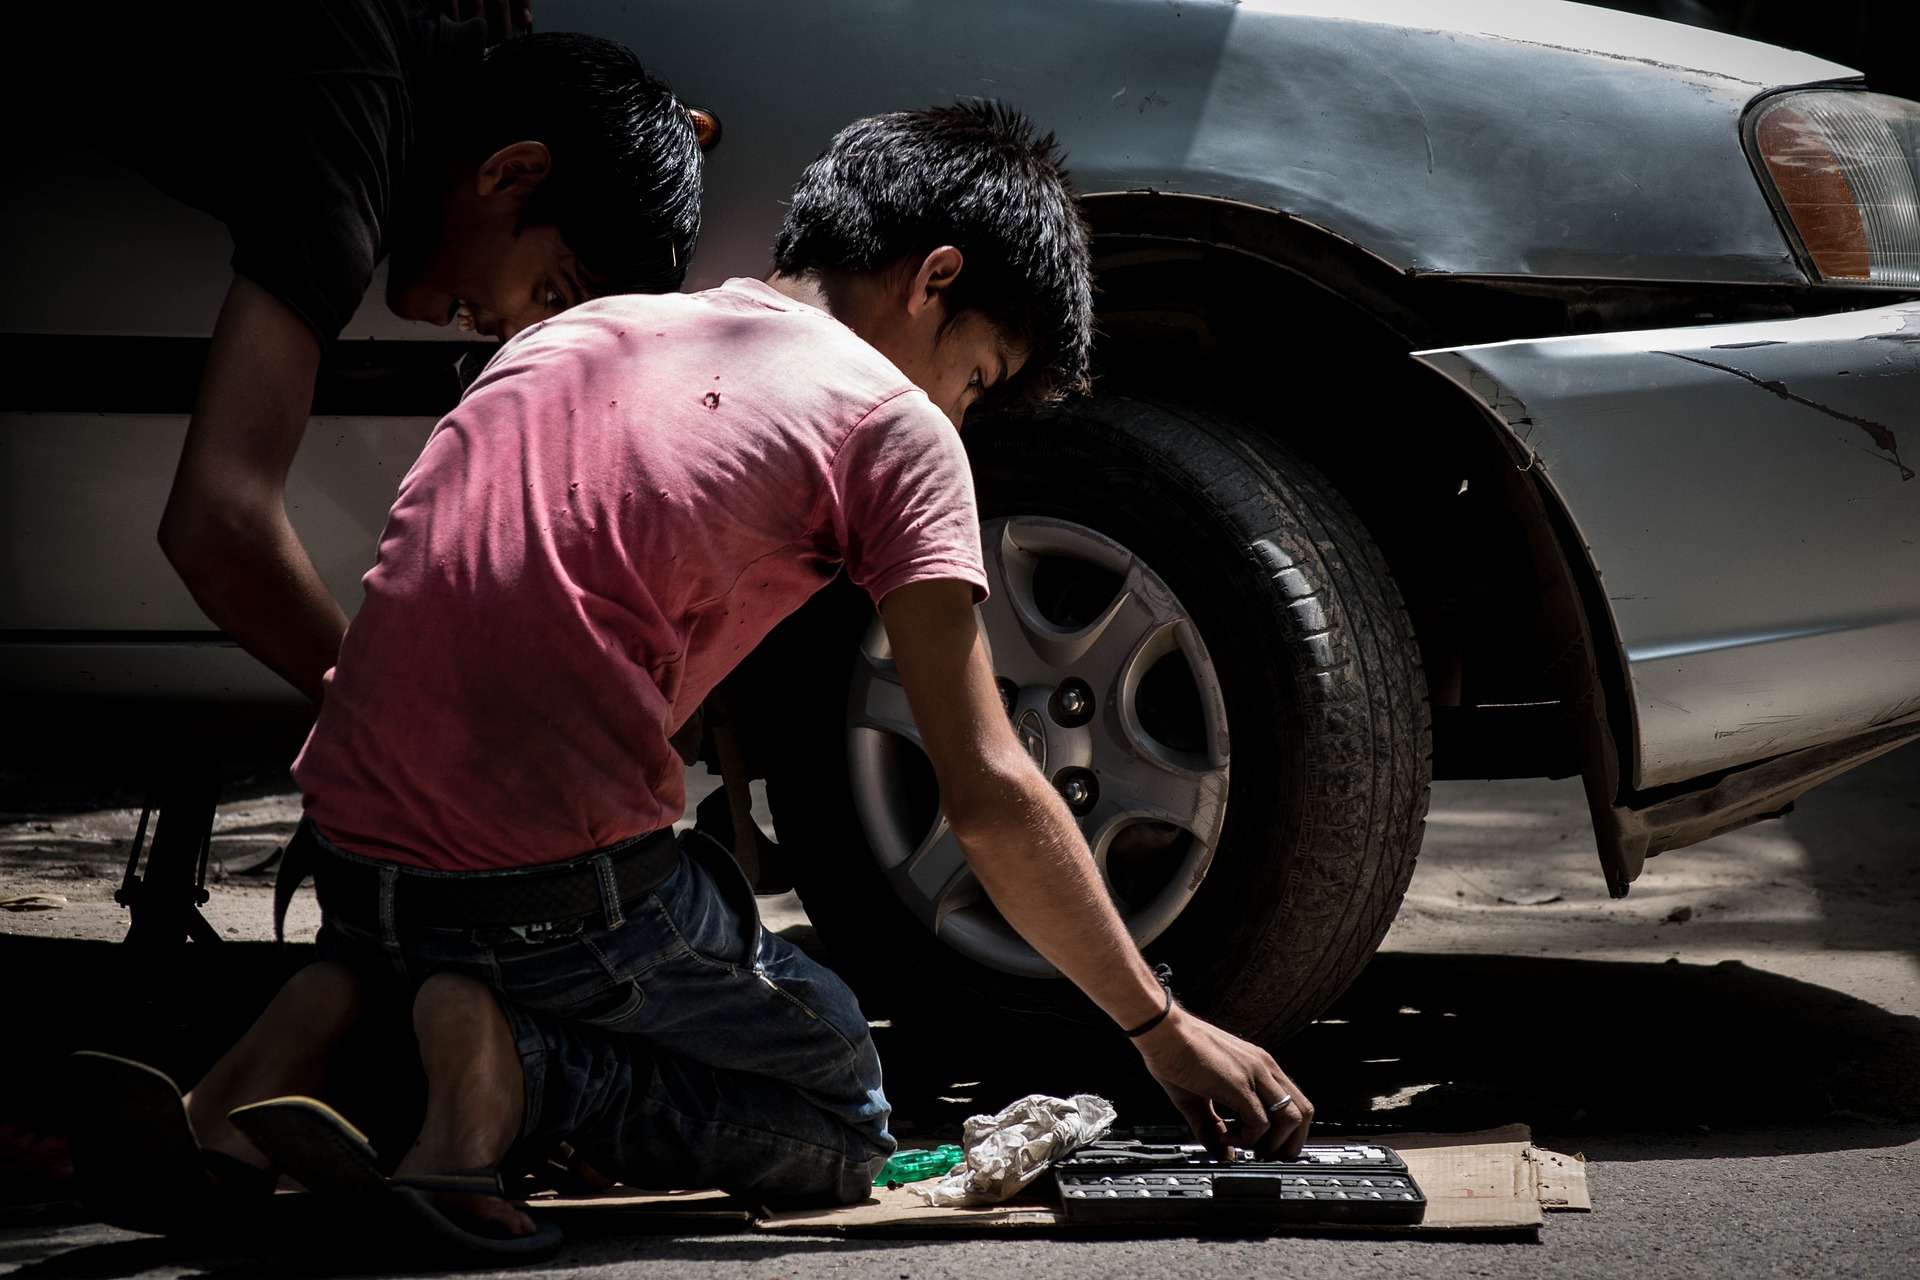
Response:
[294,279,986,871]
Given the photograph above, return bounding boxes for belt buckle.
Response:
[505,916,586,945]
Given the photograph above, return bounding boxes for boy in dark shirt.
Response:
[22,1,702,701]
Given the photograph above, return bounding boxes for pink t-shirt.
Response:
[292,278,988,871]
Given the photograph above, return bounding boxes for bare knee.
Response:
[284,961,365,1021]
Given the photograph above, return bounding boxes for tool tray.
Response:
[1055,1140,1426,1226]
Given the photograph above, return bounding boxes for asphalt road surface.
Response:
[2,746,1916,1278]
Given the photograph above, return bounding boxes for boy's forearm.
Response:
[160,273,341,702]
[951,764,1170,1032]
[875,578,1308,1154]
[880,580,1168,1028]
[161,503,347,703]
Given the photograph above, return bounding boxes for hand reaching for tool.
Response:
[879,580,1315,1162]
[1132,1006,1313,1159]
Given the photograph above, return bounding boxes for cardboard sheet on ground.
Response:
[534,1125,1588,1236]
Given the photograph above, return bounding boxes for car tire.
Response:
[764,395,1430,1044]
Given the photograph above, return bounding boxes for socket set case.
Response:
[1054,1141,1426,1226]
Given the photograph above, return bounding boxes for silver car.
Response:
[5,0,1916,1040]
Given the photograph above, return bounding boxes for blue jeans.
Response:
[310,823,894,1206]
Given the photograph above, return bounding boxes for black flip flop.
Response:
[230,1096,563,1266]
[65,1051,274,1236]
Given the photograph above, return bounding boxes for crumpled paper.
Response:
[910,1093,1116,1206]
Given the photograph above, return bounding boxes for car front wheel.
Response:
[767,396,1430,1043]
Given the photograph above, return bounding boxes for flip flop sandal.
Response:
[65,1052,275,1236]
[230,1096,563,1266]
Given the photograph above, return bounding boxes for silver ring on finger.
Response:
[1265,1094,1294,1116]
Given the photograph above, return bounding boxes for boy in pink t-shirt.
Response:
[77,104,1312,1256]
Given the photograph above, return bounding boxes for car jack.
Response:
[114,772,223,947]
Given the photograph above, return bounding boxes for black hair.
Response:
[467,32,701,294]
[773,101,1093,403]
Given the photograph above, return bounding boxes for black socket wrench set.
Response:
[1054,1140,1427,1226]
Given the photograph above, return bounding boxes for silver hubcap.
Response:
[847,516,1231,977]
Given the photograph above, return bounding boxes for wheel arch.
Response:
[1079,192,1635,805]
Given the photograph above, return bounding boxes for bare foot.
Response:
[416,1187,537,1238]
[397,973,536,1238]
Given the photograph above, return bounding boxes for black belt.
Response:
[276,821,680,938]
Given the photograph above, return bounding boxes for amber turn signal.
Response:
[1754,104,1870,279]
[1748,91,1920,287]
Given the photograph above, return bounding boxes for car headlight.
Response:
[1747,90,1920,288]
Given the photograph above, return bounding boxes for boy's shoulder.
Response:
[492,279,917,411]
[478,282,921,429]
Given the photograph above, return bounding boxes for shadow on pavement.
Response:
[3,934,1916,1276]
[4,931,1915,1225]
[1286,951,1919,1148]
[1778,740,1920,965]
[875,950,1920,1160]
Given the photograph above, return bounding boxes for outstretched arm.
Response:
[880,578,1314,1157]
[157,275,346,703]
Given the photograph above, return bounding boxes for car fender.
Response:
[1415,301,1920,794]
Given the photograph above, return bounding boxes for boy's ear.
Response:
[903,246,966,318]
[475,141,555,199]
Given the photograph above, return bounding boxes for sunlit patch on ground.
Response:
[1387,756,1920,1014]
